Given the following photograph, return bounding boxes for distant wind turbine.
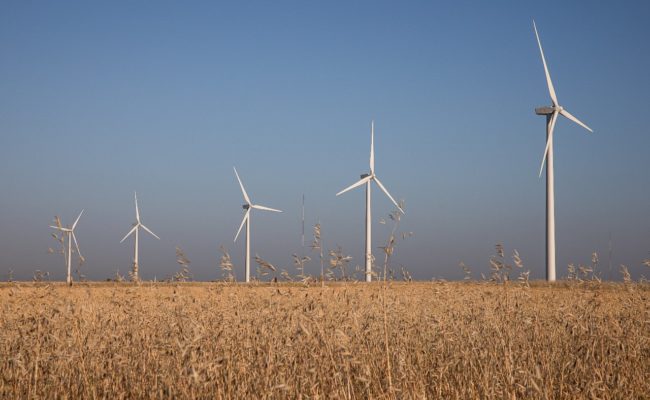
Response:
[533,21,593,282]
[336,121,404,282]
[120,192,160,282]
[50,210,84,286]
[233,167,282,283]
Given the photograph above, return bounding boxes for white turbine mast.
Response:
[50,209,84,286]
[336,121,404,282]
[120,192,160,282]
[533,20,593,282]
[233,167,282,283]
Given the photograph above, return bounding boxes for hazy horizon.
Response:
[1,2,649,281]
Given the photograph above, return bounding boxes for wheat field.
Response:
[0,281,648,399]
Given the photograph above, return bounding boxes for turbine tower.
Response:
[120,192,160,281]
[50,210,84,286]
[336,121,404,282]
[233,167,282,283]
[533,21,593,281]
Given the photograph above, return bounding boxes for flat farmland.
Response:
[0,282,648,399]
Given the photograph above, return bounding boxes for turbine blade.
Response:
[251,204,282,213]
[374,177,405,214]
[120,225,138,243]
[140,224,160,240]
[234,210,250,242]
[539,111,559,177]
[336,176,371,196]
[134,191,140,223]
[233,167,251,204]
[72,232,82,259]
[560,108,593,133]
[370,120,375,174]
[71,209,84,230]
[50,226,71,232]
[533,20,558,106]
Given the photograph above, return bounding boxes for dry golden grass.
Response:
[0,281,648,399]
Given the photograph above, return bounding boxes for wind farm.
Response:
[1,3,648,399]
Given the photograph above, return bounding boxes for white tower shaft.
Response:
[67,231,72,286]
[365,179,372,282]
[134,226,139,280]
[246,217,251,283]
[546,115,556,282]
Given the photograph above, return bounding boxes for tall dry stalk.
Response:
[620,264,632,287]
[458,262,472,281]
[254,254,277,281]
[512,250,530,288]
[489,244,512,284]
[173,247,192,282]
[219,246,236,283]
[32,270,49,282]
[48,216,67,273]
[567,263,577,281]
[377,202,407,395]
[292,253,311,285]
[328,247,352,281]
[310,222,324,287]
[113,269,125,282]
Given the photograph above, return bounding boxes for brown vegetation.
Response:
[0,281,648,399]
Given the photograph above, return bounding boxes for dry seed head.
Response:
[513,250,523,269]
[254,255,276,272]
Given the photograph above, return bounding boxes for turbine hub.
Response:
[242,204,250,210]
[360,173,370,179]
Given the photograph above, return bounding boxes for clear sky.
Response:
[1,1,649,281]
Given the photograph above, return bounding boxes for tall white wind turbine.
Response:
[233,167,282,283]
[533,21,593,282]
[120,192,160,281]
[50,210,84,286]
[336,121,404,282]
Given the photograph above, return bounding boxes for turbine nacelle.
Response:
[535,105,564,115]
[535,106,554,115]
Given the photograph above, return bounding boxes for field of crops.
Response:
[1,281,648,399]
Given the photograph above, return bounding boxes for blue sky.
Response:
[1,1,649,281]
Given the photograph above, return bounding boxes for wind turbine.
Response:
[533,21,593,282]
[50,210,84,286]
[120,192,160,282]
[336,121,404,282]
[233,167,282,283]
